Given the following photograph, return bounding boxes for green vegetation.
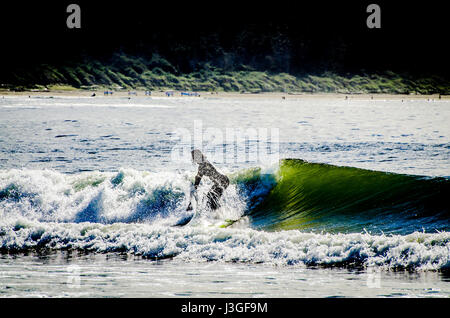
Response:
[2,53,449,94]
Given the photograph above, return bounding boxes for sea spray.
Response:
[0,219,449,270]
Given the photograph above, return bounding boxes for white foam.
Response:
[0,219,448,270]
[0,168,245,225]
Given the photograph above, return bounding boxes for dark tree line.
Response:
[1,1,449,84]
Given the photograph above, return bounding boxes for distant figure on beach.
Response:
[188,149,229,211]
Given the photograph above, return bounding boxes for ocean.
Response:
[0,95,449,297]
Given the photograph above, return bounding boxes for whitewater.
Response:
[0,95,449,297]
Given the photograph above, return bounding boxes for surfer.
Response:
[187,149,229,211]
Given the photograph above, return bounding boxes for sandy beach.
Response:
[1,89,448,101]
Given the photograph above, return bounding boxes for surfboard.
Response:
[173,214,194,227]
[174,185,199,226]
[173,201,198,227]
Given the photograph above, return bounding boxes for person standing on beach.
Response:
[187,149,229,211]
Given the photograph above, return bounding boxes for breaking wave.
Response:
[0,159,449,270]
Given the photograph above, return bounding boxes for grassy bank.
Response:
[3,53,449,95]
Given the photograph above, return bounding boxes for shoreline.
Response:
[1,89,448,100]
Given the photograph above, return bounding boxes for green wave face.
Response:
[248,159,450,234]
